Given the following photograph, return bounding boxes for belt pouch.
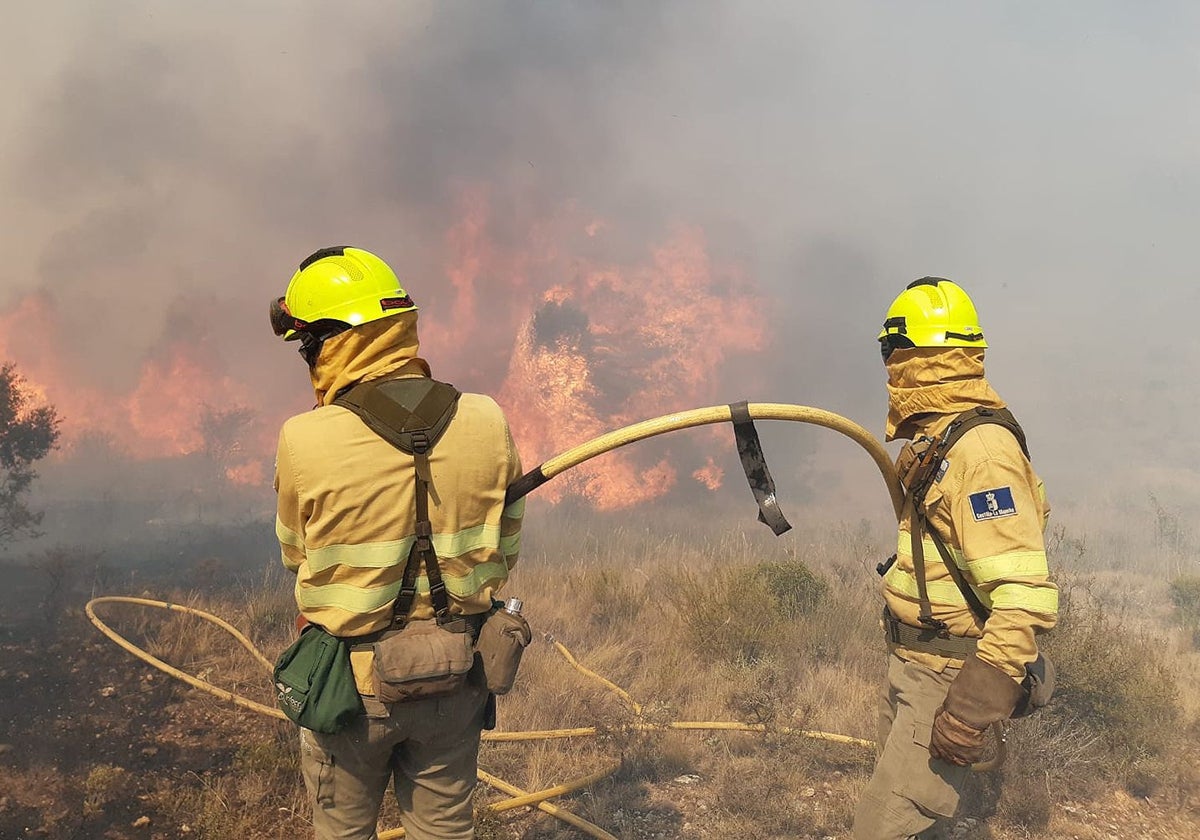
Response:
[372,620,475,704]
[475,609,532,695]
[273,625,364,733]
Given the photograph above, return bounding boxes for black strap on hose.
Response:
[729,401,791,536]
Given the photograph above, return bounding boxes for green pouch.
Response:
[273,625,364,734]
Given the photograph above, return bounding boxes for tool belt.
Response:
[883,608,978,659]
[350,611,487,648]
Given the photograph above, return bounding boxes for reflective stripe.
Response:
[883,563,993,609]
[966,550,1049,584]
[897,534,966,569]
[276,517,304,549]
[298,580,402,613]
[305,524,504,574]
[500,532,521,557]
[297,560,510,612]
[502,497,525,520]
[990,582,1059,615]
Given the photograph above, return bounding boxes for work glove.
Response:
[929,654,1024,767]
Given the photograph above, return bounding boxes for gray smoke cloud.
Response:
[4,1,1200,531]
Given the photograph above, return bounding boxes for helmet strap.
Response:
[296,320,352,368]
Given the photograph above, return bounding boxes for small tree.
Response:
[0,363,61,545]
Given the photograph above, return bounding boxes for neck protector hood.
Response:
[309,310,432,406]
[884,347,1005,441]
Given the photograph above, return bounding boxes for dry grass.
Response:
[8,509,1200,838]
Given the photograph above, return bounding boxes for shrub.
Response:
[665,564,783,664]
[83,764,129,817]
[1040,597,1181,782]
[752,560,829,619]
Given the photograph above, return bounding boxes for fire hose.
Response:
[86,401,1003,838]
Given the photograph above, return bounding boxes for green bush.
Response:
[1042,600,1181,774]
[83,764,129,817]
[666,564,782,664]
[665,559,830,664]
[752,560,829,618]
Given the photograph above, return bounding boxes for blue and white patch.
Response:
[969,486,1017,521]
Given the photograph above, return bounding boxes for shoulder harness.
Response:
[898,406,1030,632]
[334,377,462,628]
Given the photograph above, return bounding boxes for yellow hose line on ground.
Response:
[86,596,289,723]
[86,596,881,839]
[483,726,600,742]
[535,403,904,519]
[661,721,875,749]
[550,638,643,715]
[483,763,623,814]
[378,766,624,840]
[86,596,619,839]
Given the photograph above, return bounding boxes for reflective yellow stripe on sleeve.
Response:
[965,550,1049,585]
[276,517,303,549]
[500,532,521,557]
[989,582,1059,615]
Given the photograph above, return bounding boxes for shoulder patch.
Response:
[969,486,1017,521]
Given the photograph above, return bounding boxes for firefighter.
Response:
[852,278,1058,839]
[271,247,524,840]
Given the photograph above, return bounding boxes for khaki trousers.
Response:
[301,682,489,840]
[852,652,969,840]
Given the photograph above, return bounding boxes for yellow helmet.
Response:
[878,277,986,360]
[270,247,417,365]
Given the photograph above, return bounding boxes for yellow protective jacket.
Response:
[274,312,524,692]
[881,348,1058,680]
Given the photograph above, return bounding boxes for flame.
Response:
[225,461,266,486]
[496,225,768,509]
[1,189,771,506]
[692,457,724,490]
[0,291,271,482]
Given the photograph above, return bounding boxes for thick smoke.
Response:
[3,1,1200,536]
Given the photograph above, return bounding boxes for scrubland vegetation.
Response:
[3,502,1200,838]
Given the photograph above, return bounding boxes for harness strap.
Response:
[904,406,1031,632]
[929,523,991,624]
[414,471,452,623]
[729,401,791,536]
[332,376,462,629]
[909,505,947,631]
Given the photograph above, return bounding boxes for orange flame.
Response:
[1,190,771,506]
[692,457,724,491]
[0,291,272,485]
[496,224,768,509]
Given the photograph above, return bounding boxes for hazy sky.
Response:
[3,1,1199,527]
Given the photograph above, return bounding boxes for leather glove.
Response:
[929,654,1024,766]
